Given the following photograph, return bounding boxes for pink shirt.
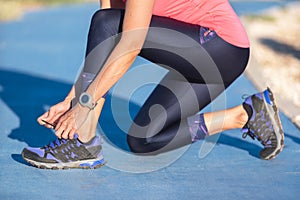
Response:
[124,0,250,48]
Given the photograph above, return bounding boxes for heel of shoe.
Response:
[263,88,285,159]
[263,87,274,105]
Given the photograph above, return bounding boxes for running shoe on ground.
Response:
[242,87,284,160]
[22,134,105,169]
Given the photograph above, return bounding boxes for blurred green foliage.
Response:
[0,0,97,21]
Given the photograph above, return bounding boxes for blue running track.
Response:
[0,3,299,200]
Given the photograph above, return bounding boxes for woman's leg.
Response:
[127,16,250,154]
[127,78,249,154]
[202,105,248,135]
[73,9,125,142]
[77,9,249,151]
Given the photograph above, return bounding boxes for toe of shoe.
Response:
[22,148,39,161]
[260,147,281,160]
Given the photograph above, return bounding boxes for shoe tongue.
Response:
[72,134,97,145]
[72,134,85,146]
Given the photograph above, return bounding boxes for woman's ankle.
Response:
[77,98,105,142]
[76,111,98,142]
[77,119,97,143]
[78,133,96,143]
[203,105,249,135]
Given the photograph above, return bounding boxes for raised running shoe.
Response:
[242,88,284,160]
[22,135,105,169]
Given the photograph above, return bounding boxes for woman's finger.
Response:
[54,118,67,138]
[38,108,57,128]
[37,111,49,125]
[68,127,78,140]
[44,107,56,122]
[41,119,56,129]
[61,124,72,139]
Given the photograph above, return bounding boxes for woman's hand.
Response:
[54,103,91,139]
[37,99,72,129]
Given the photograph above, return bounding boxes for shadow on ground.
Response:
[260,38,300,60]
[0,68,137,151]
[285,132,300,145]
[218,134,261,158]
[0,68,68,147]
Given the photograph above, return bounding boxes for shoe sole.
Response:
[22,153,106,170]
[261,88,284,160]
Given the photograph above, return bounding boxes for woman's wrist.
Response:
[64,86,76,103]
[64,95,75,110]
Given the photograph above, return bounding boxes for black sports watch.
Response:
[79,92,97,110]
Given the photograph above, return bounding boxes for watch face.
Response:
[81,94,89,104]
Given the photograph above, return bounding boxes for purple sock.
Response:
[187,113,208,142]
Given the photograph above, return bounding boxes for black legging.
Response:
[83,9,249,155]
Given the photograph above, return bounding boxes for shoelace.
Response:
[43,138,69,150]
[242,126,274,148]
[242,128,256,140]
[43,134,80,150]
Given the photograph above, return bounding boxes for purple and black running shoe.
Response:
[242,88,284,160]
[22,135,105,169]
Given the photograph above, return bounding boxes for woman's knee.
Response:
[90,10,108,29]
[127,135,149,154]
[127,131,165,155]
[90,9,124,32]
[85,9,124,60]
